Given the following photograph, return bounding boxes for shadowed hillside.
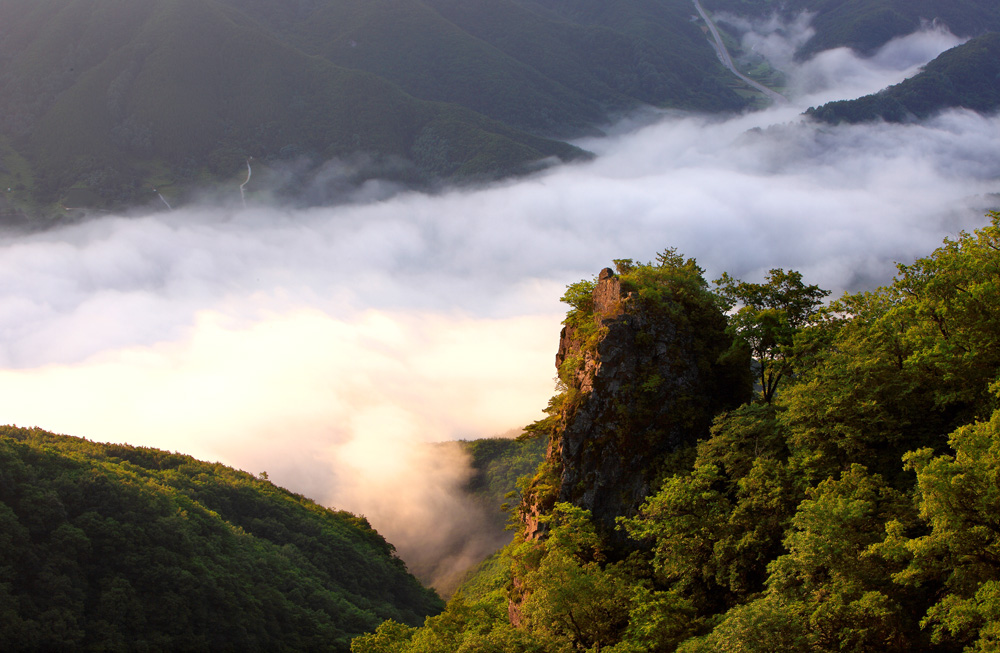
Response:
[0,0,749,216]
[0,426,442,651]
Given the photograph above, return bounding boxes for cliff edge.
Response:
[520,259,751,541]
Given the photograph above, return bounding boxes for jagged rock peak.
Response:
[593,267,622,315]
[522,263,750,541]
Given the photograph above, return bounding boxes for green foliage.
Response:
[891,211,1000,414]
[760,466,916,651]
[0,426,442,651]
[662,213,1000,648]
[620,248,714,307]
[559,277,598,331]
[513,505,632,650]
[879,407,1000,650]
[622,404,796,611]
[505,505,703,652]
[622,463,735,602]
[353,547,548,653]
[675,465,919,652]
[778,212,1000,483]
[715,268,830,403]
[351,620,419,653]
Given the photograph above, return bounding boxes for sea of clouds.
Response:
[1,18,997,590]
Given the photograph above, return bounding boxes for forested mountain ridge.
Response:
[0,0,748,217]
[806,32,1000,124]
[0,0,588,214]
[4,0,999,218]
[0,426,442,651]
[353,211,1000,652]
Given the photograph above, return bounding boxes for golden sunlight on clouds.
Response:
[0,308,559,490]
[0,307,560,590]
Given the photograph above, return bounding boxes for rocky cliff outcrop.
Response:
[520,265,750,541]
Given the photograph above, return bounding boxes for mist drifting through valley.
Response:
[1,20,998,590]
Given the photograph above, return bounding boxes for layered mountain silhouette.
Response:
[2,0,998,215]
[0,0,747,213]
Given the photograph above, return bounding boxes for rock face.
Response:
[521,267,749,541]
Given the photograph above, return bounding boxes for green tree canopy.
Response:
[715,268,830,403]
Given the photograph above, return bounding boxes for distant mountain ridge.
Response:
[0,0,747,216]
[0,0,588,212]
[4,0,998,217]
[806,32,1000,124]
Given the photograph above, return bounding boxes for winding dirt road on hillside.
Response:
[693,0,787,104]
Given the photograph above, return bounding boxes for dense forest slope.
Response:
[807,32,1000,124]
[0,0,748,216]
[0,0,588,213]
[702,0,1000,57]
[0,427,442,651]
[354,211,1000,652]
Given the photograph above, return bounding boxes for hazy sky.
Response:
[2,20,997,588]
